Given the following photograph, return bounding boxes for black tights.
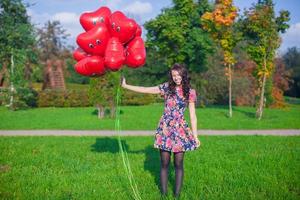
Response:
[160,149,185,197]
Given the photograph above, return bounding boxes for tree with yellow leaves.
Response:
[201,0,238,117]
[241,0,289,120]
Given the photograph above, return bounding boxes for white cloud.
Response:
[280,23,300,52]
[27,9,83,46]
[50,12,84,45]
[52,12,79,25]
[284,23,300,38]
[26,2,153,47]
[123,1,153,16]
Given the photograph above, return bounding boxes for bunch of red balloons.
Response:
[73,7,146,77]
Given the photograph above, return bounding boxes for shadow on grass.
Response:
[90,138,177,197]
[91,109,124,116]
[206,105,257,118]
[232,107,256,118]
[90,137,129,153]
[205,105,234,118]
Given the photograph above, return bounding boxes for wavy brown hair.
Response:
[168,63,191,102]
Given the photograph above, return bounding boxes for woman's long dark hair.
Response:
[168,63,191,102]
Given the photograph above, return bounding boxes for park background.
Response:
[0,0,299,199]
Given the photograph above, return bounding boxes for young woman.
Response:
[121,63,200,198]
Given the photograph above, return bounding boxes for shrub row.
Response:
[0,87,176,108]
[37,89,162,107]
[121,90,163,106]
[37,89,91,107]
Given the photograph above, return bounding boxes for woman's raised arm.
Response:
[121,77,161,94]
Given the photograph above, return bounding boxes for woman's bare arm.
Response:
[121,77,160,94]
[189,102,198,136]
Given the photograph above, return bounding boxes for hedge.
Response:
[37,89,163,107]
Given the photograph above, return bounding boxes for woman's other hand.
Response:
[194,134,200,146]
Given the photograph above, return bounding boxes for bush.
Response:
[0,87,38,110]
[36,88,162,108]
[200,64,228,105]
[37,89,91,107]
[121,89,163,106]
[17,87,38,107]
[232,63,257,106]
[0,88,9,106]
[232,75,256,106]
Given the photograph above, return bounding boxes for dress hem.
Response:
[153,144,199,153]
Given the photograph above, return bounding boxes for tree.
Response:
[36,20,70,62]
[36,20,71,90]
[144,0,213,73]
[122,46,170,87]
[0,0,38,110]
[65,57,90,84]
[201,0,238,117]
[282,47,300,97]
[89,72,120,119]
[271,58,291,107]
[241,0,289,120]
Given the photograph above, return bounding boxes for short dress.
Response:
[154,82,200,152]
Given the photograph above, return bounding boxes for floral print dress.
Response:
[154,82,200,152]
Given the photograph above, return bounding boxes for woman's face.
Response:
[171,70,182,86]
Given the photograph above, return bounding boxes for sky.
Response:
[25,0,300,54]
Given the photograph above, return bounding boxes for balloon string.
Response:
[115,85,142,200]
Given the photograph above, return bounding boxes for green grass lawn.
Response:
[0,136,299,199]
[0,103,299,130]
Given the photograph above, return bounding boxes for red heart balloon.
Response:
[76,24,110,56]
[125,36,146,68]
[135,25,142,37]
[73,47,89,61]
[105,37,125,71]
[109,11,137,44]
[74,61,90,76]
[74,56,105,76]
[80,6,111,31]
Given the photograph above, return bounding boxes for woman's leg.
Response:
[160,149,171,195]
[174,151,185,197]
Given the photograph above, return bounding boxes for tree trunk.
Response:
[25,62,32,88]
[110,105,116,118]
[228,64,233,118]
[0,62,8,87]
[96,104,104,119]
[9,54,15,110]
[256,57,267,120]
[256,74,266,120]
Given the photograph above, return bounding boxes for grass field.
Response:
[0,135,299,199]
[0,103,299,130]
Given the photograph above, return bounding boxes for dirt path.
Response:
[0,129,299,136]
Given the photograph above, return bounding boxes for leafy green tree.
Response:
[122,46,169,87]
[241,0,289,120]
[89,72,120,119]
[0,0,38,110]
[144,0,213,72]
